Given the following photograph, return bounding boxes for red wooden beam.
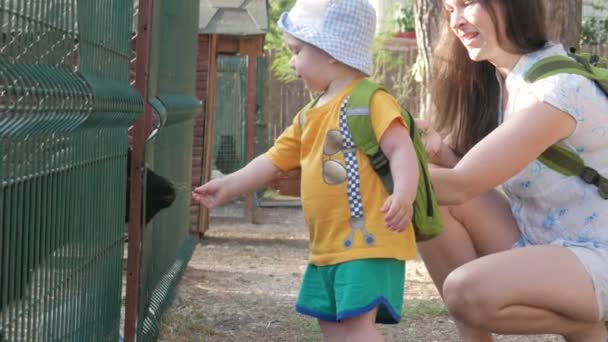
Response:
[124,0,153,340]
[198,34,219,236]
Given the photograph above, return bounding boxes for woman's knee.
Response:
[443,267,499,326]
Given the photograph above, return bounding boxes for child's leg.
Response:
[318,320,344,342]
[297,259,403,341]
[318,308,382,342]
[340,307,383,342]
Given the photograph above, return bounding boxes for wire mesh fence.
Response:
[0,1,141,341]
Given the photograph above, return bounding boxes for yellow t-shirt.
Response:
[266,79,417,266]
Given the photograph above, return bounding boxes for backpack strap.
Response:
[344,79,443,240]
[525,55,595,82]
[540,145,608,200]
[524,55,608,200]
[344,80,392,191]
[525,54,608,96]
[345,80,383,155]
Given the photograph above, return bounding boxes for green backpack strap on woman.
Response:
[524,51,608,200]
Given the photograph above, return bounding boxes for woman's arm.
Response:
[432,96,576,205]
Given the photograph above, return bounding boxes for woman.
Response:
[417,0,608,341]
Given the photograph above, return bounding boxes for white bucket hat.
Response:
[278,0,376,76]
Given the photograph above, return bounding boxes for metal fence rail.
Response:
[213,56,248,177]
[128,0,201,341]
[0,1,142,341]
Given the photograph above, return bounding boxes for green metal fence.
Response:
[254,56,268,158]
[213,55,268,174]
[210,55,268,219]
[0,1,141,341]
[213,56,248,177]
[133,0,201,340]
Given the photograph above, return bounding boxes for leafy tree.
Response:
[265,0,297,81]
[580,16,608,44]
[581,0,608,44]
[396,2,416,32]
[585,0,607,11]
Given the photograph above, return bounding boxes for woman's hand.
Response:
[415,119,444,165]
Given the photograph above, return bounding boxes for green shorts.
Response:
[295,258,405,324]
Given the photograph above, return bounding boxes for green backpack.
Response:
[524,51,608,200]
[299,80,443,241]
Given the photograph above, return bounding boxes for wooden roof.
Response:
[199,0,268,35]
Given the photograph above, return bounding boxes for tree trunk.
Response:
[413,0,442,118]
[543,0,583,49]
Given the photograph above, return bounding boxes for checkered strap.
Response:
[339,97,365,225]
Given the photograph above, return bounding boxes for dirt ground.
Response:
[158,204,565,342]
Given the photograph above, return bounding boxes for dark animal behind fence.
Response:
[126,149,177,224]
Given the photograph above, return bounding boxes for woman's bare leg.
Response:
[417,190,520,341]
[443,245,606,342]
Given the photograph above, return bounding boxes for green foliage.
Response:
[580,16,608,45]
[396,3,415,32]
[265,0,295,50]
[265,0,297,81]
[585,0,607,11]
[370,13,417,106]
[370,30,405,83]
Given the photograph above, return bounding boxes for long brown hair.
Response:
[431,0,548,156]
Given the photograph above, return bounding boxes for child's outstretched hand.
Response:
[380,192,413,232]
[192,178,231,209]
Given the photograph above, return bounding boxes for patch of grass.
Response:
[286,315,323,342]
[158,306,224,342]
[402,299,448,320]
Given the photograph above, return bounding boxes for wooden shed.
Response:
[191,0,268,237]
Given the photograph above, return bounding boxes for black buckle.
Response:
[599,179,608,200]
[580,167,600,185]
[370,152,390,176]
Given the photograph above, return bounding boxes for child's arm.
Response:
[379,120,419,231]
[192,154,279,208]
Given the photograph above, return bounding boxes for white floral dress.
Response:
[500,42,608,320]
[500,43,608,250]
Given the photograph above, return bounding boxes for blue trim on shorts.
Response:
[295,304,337,322]
[338,296,400,324]
[295,296,400,324]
